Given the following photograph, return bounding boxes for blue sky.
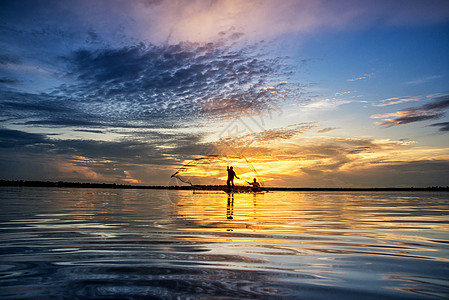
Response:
[1,0,448,187]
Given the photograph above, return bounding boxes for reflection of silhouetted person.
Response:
[247,178,260,193]
[227,193,234,220]
[226,166,239,192]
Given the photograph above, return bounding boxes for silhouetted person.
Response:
[247,178,260,193]
[226,166,239,192]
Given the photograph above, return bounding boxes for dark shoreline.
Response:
[1,180,448,192]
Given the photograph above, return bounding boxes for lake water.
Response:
[0,187,448,299]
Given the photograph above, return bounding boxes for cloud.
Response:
[0,54,21,65]
[335,91,351,96]
[302,98,352,111]
[347,74,371,82]
[374,96,420,107]
[317,127,340,133]
[74,129,105,134]
[0,128,49,148]
[371,94,449,127]
[0,77,19,85]
[215,135,449,187]
[0,127,208,183]
[1,0,446,130]
[218,123,315,146]
[296,159,449,188]
[406,75,444,85]
[0,41,297,129]
[253,136,415,162]
[248,136,449,187]
[2,127,448,187]
[160,135,449,187]
[429,122,449,132]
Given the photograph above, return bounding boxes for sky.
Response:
[1,0,449,187]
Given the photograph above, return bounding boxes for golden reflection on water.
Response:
[173,190,449,261]
[174,191,448,227]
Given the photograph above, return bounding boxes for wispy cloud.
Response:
[406,75,444,85]
[335,91,351,96]
[218,123,315,146]
[347,73,372,82]
[429,122,449,132]
[371,94,449,127]
[303,98,352,111]
[317,127,340,133]
[373,96,420,107]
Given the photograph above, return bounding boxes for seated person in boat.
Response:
[247,178,261,192]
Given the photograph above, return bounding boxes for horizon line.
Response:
[1,180,448,192]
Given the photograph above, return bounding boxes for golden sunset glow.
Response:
[169,133,449,188]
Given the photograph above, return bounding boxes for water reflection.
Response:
[227,193,234,220]
[0,187,448,299]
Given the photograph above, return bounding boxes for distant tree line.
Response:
[0,180,448,191]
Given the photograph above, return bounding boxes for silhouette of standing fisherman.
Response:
[226,166,239,192]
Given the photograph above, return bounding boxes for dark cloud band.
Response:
[374,94,449,129]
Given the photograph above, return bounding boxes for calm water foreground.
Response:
[0,187,448,299]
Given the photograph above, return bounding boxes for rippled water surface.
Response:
[1,187,448,299]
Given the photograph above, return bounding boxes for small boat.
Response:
[223,188,269,194]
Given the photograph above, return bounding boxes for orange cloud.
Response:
[56,161,110,182]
